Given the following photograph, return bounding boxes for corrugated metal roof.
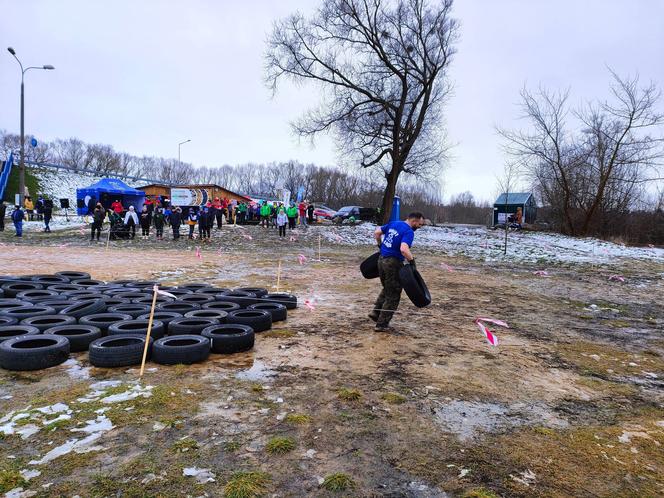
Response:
[494,192,533,205]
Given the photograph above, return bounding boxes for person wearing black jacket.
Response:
[43,199,53,232]
[91,203,105,241]
[170,206,182,240]
[139,205,152,239]
[0,202,6,231]
[199,207,211,240]
[153,207,165,240]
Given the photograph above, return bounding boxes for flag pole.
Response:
[139,285,158,377]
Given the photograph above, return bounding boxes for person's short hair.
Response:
[407,212,425,220]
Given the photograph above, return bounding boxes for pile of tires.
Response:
[0,272,298,371]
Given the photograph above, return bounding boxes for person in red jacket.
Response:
[111,199,124,215]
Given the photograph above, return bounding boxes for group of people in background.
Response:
[259,200,313,237]
[0,195,54,237]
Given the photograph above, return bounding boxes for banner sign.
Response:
[171,188,210,207]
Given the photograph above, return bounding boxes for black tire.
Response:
[46,324,102,352]
[168,317,220,335]
[399,264,431,308]
[156,301,201,314]
[0,299,33,313]
[163,288,194,297]
[55,271,91,281]
[85,284,125,293]
[29,275,70,285]
[2,282,44,298]
[70,279,105,287]
[202,301,241,313]
[0,316,18,327]
[137,311,183,334]
[20,314,77,332]
[152,335,210,365]
[101,297,132,307]
[179,283,211,291]
[184,309,228,322]
[35,300,73,313]
[79,313,133,334]
[46,284,85,293]
[217,290,257,308]
[194,287,231,296]
[178,294,214,305]
[88,336,153,368]
[0,334,70,371]
[261,293,298,310]
[248,302,287,322]
[1,305,57,320]
[132,296,173,305]
[202,324,254,354]
[59,299,107,319]
[129,280,157,289]
[107,303,152,319]
[70,293,114,303]
[0,324,41,343]
[62,289,103,298]
[114,291,153,301]
[107,319,165,339]
[226,309,272,332]
[103,287,139,296]
[108,279,137,286]
[360,252,380,279]
[234,287,268,298]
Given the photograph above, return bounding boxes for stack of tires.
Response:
[0,272,297,372]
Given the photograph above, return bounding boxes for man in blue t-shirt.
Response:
[370,212,425,331]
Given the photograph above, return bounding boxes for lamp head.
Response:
[7,47,16,55]
[43,65,55,70]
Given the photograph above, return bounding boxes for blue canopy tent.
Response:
[76,178,145,215]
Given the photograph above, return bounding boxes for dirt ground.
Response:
[0,224,663,497]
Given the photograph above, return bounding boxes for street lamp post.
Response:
[178,139,191,168]
[7,47,54,207]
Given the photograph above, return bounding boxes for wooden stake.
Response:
[318,234,321,261]
[139,286,158,377]
[276,260,282,292]
[105,221,112,252]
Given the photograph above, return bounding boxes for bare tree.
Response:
[266,0,458,222]
[495,161,520,254]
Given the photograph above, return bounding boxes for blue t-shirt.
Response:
[380,221,414,260]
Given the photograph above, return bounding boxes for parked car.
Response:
[332,206,377,224]
[313,204,337,220]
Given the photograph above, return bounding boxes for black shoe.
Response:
[374,323,391,332]
[368,312,379,322]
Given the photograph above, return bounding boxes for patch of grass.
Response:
[320,473,356,492]
[250,383,264,393]
[173,363,188,376]
[284,413,311,425]
[224,441,242,452]
[224,471,271,498]
[265,436,295,454]
[381,392,406,404]
[0,468,26,493]
[172,437,199,453]
[462,488,500,498]
[337,387,362,402]
[606,319,631,328]
[262,329,296,338]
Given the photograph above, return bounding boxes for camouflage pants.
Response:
[372,256,402,326]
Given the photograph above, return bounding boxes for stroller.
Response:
[110,220,131,240]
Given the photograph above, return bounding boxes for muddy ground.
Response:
[0,224,663,497]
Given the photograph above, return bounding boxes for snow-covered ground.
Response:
[32,167,105,209]
[14,218,87,232]
[319,223,664,266]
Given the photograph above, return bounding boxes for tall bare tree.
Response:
[266,0,458,222]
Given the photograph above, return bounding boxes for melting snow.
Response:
[183,467,216,484]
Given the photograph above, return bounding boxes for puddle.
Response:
[432,400,568,441]
[235,360,277,382]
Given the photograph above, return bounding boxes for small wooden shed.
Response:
[138,183,250,207]
[493,192,537,226]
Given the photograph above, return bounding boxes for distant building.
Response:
[137,184,250,207]
[493,192,537,226]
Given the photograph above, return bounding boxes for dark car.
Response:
[333,206,377,224]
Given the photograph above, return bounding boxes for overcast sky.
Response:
[1,0,662,202]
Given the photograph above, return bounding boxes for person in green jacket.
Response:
[286,203,298,230]
[259,201,271,228]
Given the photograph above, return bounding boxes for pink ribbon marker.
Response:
[195,246,202,259]
[298,254,307,265]
[290,236,298,242]
[440,262,454,272]
[474,317,509,347]
[533,270,550,277]
[304,299,315,311]
[242,233,253,240]
[608,275,625,283]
